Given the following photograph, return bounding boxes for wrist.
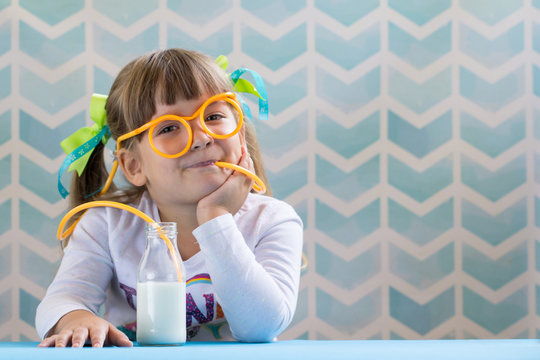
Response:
[196,206,229,225]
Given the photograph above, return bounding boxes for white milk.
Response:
[136,281,186,345]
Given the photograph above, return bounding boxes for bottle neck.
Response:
[146,222,177,246]
[139,222,182,283]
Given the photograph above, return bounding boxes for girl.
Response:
[35,49,303,347]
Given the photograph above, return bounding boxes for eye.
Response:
[205,113,226,122]
[160,125,178,134]
[155,121,182,135]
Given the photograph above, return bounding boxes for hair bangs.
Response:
[153,51,232,107]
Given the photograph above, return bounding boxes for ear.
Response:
[117,148,147,187]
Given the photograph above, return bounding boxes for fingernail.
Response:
[93,343,101,348]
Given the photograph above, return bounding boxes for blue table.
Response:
[1,340,539,359]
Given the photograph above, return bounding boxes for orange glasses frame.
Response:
[116,92,244,159]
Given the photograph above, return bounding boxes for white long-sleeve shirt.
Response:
[35,192,303,342]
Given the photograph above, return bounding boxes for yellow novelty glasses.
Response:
[120,92,244,158]
[101,92,265,194]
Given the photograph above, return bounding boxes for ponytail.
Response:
[68,142,112,209]
[61,142,113,249]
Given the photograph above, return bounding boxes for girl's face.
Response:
[130,94,246,206]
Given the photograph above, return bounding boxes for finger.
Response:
[242,155,251,171]
[242,147,251,167]
[38,336,57,348]
[230,161,254,186]
[242,154,255,185]
[236,145,249,166]
[106,324,133,347]
[55,330,73,348]
[247,154,255,172]
[89,327,106,348]
[71,327,89,348]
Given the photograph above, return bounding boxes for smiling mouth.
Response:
[188,160,216,168]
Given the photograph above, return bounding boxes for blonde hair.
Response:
[66,49,271,244]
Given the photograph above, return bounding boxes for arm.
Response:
[193,205,303,342]
[35,208,132,347]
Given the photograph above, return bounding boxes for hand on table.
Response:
[38,309,133,348]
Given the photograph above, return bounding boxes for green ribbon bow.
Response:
[216,55,263,100]
[60,94,110,176]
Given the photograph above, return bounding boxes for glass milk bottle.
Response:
[137,222,186,345]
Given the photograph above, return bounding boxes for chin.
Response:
[180,166,231,199]
[196,176,226,196]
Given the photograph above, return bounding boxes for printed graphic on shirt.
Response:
[186,273,212,286]
[118,273,226,340]
[119,283,136,310]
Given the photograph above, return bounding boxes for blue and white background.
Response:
[1,0,540,341]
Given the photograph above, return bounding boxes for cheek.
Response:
[142,156,176,180]
[224,137,244,160]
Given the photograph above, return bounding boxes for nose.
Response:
[190,122,213,151]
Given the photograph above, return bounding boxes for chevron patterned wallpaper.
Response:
[1,0,540,341]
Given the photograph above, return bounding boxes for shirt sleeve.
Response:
[192,203,303,342]
[34,208,114,339]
